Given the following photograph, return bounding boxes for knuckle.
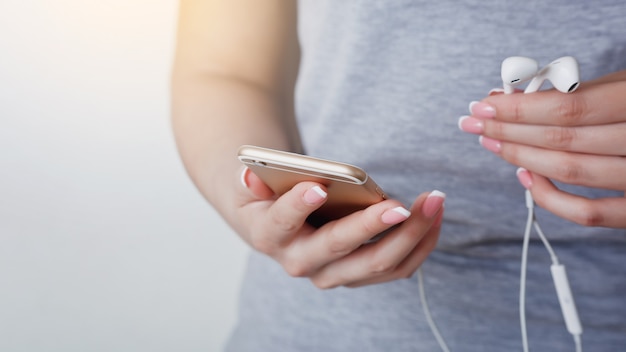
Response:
[282,256,311,278]
[500,143,520,165]
[573,203,605,227]
[325,228,355,256]
[394,268,416,280]
[534,193,605,228]
[490,121,508,140]
[554,96,586,126]
[554,160,584,184]
[328,233,352,256]
[544,126,576,149]
[361,214,381,234]
[369,258,396,275]
[401,271,415,280]
[310,277,339,290]
[510,98,527,123]
[269,210,299,233]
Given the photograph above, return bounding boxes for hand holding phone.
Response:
[235,145,445,289]
[238,145,388,226]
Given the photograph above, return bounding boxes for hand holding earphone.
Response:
[502,56,584,352]
[458,56,626,228]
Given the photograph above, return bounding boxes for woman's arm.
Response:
[171,0,300,219]
[171,0,445,288]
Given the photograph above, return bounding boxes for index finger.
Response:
[263,181,329,243]
[480,80,626,126]
[245,181,327,256]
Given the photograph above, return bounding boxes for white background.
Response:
[0,1,248,351]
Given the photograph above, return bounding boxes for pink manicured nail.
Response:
[479,136,502,153]
[469,101,496,119]
[304,186,327,204]
[422,190,446,218]
[458,116,484,134]
[240,167,250,188]
[488,88,505,96]
[516,168,533,189]
[382,206,411,225]
[488,87,522,96]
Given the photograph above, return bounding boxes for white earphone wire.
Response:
[419,56,585,352]
[417,267,451,352]
[521,190,583,352]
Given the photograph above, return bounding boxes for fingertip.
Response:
[422,190,446,218]
[469,101,496,119]
[468,101,479,114]
[240,166,250,188]
[516,167,533,189]
[381,206,411,225]
[428,190,446,199]
[458,115,484,134]
[303,185,328,205]
[488,88,505,96]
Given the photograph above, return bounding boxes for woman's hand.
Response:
[458,70,626,228]
[231,166,445,289]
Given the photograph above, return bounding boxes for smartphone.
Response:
[237,145,388,226]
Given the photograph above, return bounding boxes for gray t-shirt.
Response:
[226,1,626,351]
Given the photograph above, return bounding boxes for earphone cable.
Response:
[417,267,451,352]
[520,194,534,352]
[521,190,583,352]
[532,219,559,266]
[574,333,582,352]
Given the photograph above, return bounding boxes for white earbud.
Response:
[501,56,539,94]
[524,56,580,93]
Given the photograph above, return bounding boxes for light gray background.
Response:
[0,1,248,351]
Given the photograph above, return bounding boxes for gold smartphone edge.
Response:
[237,145,368,185]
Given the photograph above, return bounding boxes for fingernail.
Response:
[240,166,250,188]
[303,185,327,204]
[382,206,411,225]
[458,115,484,134]
[488,88,505,96]
[469,101,496,119]
[516,167,533,189]
[479,135,502,153]
[423,190,446,218]
[468,101,479,114]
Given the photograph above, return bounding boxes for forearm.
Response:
[171,72,300,215]
[170,0,299,224]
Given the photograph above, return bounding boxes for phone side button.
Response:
[376,187,387,200]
